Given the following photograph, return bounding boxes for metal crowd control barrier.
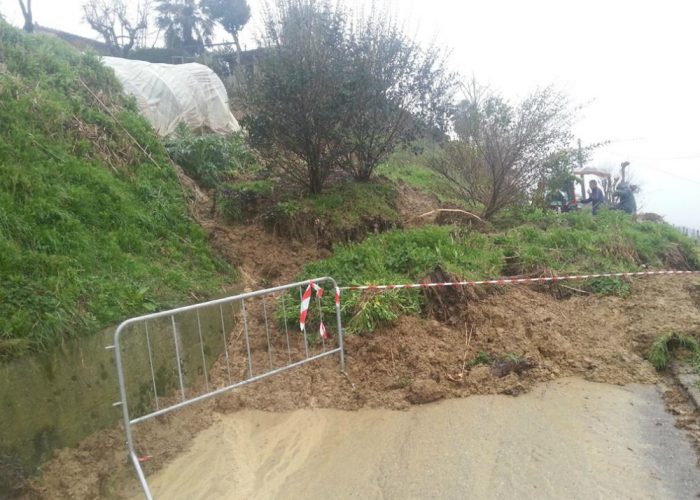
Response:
[109,277,344,499]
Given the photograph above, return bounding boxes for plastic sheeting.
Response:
[102,56,240,136]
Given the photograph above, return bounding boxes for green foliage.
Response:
[218,180,274,221]
[164,125,257,188]
[292,210,699,336]
[468,351,493,367]
[429,82,574,219]
[264,182,401,241]
[240,0,454,193]
[155,0,213,55]
[647,333,700,371]
[493,210,700,275]
[586,278,631,297]
[0,22,230,359]
[201,0,251,41]
[293,225,502,334]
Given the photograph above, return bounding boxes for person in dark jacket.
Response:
[580,179,605,214]
[613,182,637,214]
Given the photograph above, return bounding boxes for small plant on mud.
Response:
[502,352,524,363]
[468,351,493,367]
[647,333,700,371]
[585,278,631,297]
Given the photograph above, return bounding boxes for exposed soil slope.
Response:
[27,171,700,499]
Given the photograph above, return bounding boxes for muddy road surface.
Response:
[144,378,700,500]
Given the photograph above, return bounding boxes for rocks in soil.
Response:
[491,358,535,378]
[406,379,446,404]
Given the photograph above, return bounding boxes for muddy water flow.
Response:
[0,303,236,475]
[146,378,700,500]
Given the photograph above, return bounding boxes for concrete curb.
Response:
[671,360,700,410]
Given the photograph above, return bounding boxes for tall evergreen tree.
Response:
[155,0,213,55]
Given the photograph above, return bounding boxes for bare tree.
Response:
[428,81,574,219]
[17,0,33,33]
[83,0,151,56]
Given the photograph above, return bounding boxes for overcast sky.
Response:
[2,0,699,227]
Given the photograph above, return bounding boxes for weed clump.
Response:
[264,181,402,244]
[164,124,257,188]
[647,333,700,371]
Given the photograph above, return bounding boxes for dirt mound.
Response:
[196,277,700,413]
[392,182,440,227]
[29,276,700,499]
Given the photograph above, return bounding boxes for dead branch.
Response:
[416,209,485,223]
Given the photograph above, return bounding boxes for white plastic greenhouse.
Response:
[102,56,240,136]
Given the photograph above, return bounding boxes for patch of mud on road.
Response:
[146,378,700,500]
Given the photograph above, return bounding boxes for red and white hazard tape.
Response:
[299,280,329,339]
[338,270,699,292]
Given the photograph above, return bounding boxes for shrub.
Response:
[239,0,454,193]
[164,124,257,188]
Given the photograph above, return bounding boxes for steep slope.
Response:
[0,22,231,359]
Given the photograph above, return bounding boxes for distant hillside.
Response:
[0,21,231,359]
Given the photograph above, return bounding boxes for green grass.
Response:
[287,210,699,336]
[264,181,402,241]
[0,22,231,359]
[376,154,464,206]
[468,351,494,367]
[164,124,258,189]
[647,332,700,371]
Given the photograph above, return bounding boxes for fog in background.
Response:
[2,0,698,227]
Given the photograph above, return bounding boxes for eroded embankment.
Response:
[28,276,700,499]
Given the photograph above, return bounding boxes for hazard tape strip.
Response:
[299,280,329,340]
[338,270,699,292]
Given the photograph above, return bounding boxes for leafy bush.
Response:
[0,22,230,359]
[240,0,454,193]
[164,124,257,188]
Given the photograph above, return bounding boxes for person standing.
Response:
[580,179,605,215]
[613,182,637,215]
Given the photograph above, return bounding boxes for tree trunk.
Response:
[18,0,33,33]
[233,32,243,65]
[354,168,372,182]
[308,164,323,194]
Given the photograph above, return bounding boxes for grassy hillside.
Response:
[296,210,700,334]
[0,22,230,359]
